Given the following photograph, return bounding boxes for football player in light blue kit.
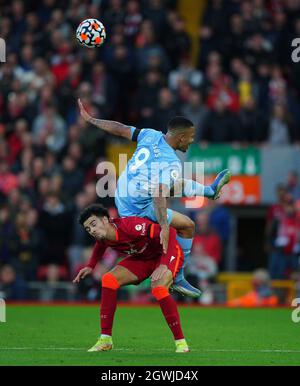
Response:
[78,100,231,297]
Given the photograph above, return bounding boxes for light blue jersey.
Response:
[115,128,182,224]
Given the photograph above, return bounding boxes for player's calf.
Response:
[171,212,195,239]
[169,213,201,298]
[151,283,190,353]
[88,268,138,352]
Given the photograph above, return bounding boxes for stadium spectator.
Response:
[38,192,72,267]
[0,160,19,196]
[68,192,93,277]
[268,200,300,279]
[61,156,84,200]
[152,88,178,132]
[0,206,14,264]
[168,56,203,91]
[32,103,67,153]
[0,264,27,300]
[244,32,274,70]
[286,171,300,201]
[124,0,143,42]
[239,96,268,143]
[9,120,27,160]
[193,211,222,266]
[207,200,231,250]
[201,98,241,142]
[227,269,278,307]
[90,62,118,118]
[163,13,191,68]
[201,0,227,54]
[37,263,69,301]
[186,211,222,304]
[143,0,167,38]
[9,210,40,281]
[265,184,288,244]
[206,74,240,114]
[222,14,246,68]
[136,20,169,74]
[181,90,208,142]
[267,103,295,145]
[103,0,125,28]
[58,61,82,121]
[135,69,164,127]
[107,47,134,121]
[187,237,218,305]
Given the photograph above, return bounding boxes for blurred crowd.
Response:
[1,0,300,300]
[265,171,300,280]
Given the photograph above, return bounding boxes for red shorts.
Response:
[118,230,184,283]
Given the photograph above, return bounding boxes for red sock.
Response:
[100,273,120,336]
[100,287,117,336]
[152,287,184,340]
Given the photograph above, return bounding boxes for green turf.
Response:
[0,305,299,366]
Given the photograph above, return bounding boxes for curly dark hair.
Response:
[78,204,109,226]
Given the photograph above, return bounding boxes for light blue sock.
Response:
[175,236,193,282]
[204,185,214,198]
[184,180,214,198]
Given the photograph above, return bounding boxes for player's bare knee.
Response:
[151,279,169,289]
[105,266,136,287]
[151,270,173,289]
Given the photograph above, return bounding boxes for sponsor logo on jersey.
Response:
[124,243,148,255]
[135,223,147,235]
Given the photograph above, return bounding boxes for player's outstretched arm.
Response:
[153,183,170,254]
[78,99,133,139]
[73,267,92,283]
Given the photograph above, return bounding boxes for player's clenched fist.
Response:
[73,267,92,283]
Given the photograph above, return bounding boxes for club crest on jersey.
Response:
[135,223,146,235]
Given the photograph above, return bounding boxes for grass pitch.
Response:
[0,304,299,366]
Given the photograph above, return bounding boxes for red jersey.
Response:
[192,232,222,264]
[266,203,284,226]
[87,217,167,269]
[276,214,300,254]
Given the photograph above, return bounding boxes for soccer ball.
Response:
[76,18,106,48]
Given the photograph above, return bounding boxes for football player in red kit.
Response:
[73,204,189,353]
